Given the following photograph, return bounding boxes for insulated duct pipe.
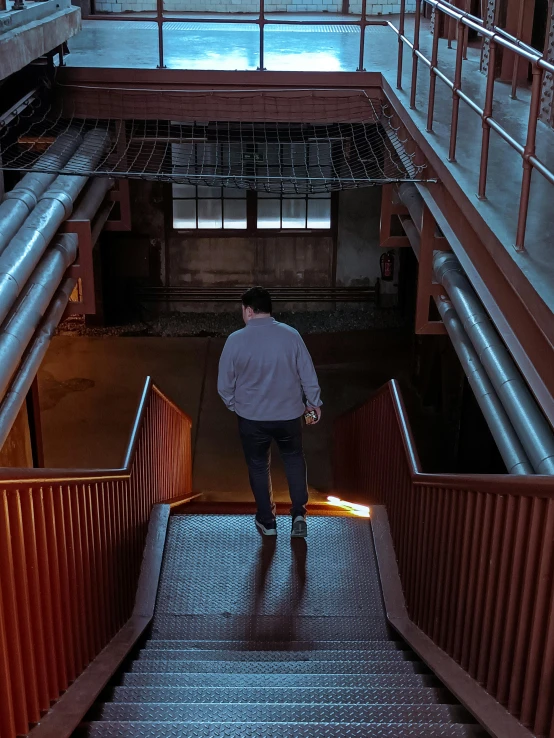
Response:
[434,252,554,474]
[0,130,83,254]
[0,233,78,401]
[436,296,533,474]
[0,276,75,451]
[0,128,109,327]
[396,182,554,474]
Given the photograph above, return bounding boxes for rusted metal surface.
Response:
[371,505,535,738]
[0,378,193,738]
[333,380,554,736]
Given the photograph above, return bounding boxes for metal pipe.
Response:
[0,234,78,402]
[0,130,83,255]
[72,177,114,221]
[433,252,554,474]
[0,129,109,327]
[0,277,75,451]
[398,183,554,474]
[435,296,533,474]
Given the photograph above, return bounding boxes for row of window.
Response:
[172,185,332,231]
[171,141,334,231]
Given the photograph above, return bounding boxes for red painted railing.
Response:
[334,380,554,738]
[0,378,192,738]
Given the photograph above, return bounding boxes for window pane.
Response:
[282,198,306,228]
[173,200,196,229]
[257,199,281,229]
[198,199,222,229]
[196,143,217,167]
[307,197,331,229]
[224,199,247,229]
[172,143,194,167]
[198,185,222,199]
[172,183,196,198]
[223,187,247,199]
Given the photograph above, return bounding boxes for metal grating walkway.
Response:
[76,515,487,737]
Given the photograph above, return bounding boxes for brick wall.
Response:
[94,0,416,15]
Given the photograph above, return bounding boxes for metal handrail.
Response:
[0,377,193,738]
[83,2,554,251]
[333,380,554,736]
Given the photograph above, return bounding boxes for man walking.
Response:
[217,287,322,538]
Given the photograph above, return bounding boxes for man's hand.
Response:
[305,406,322,425]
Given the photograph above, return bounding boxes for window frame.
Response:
[169,187,337,237]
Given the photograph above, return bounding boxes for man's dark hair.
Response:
[242,286,272,314]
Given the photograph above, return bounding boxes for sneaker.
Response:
[291,515,307,538]
[255,517,277,536]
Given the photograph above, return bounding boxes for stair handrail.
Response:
[334,380,554,737]
[0,377,193,738]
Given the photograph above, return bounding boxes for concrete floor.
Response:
[38,331,412,502]
[63,15,554,322]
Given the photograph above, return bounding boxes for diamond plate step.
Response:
[96,703,469,724]
[136,649,411,662]
[128,659,420,675]
[151,616,390,641]
[77,721,486,737]
[120,673,434,689]
[109,686,451,705]
[143,640,404,651]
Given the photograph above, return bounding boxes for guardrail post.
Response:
[515,64,543,251]
[478,40,496,199]
[357,0,368,71]
[426,8,441,131]
[410,0,422,108]
[156,0,165,69]
[448,19,466,161]
[397,0,406,89]
[258,0,266,71]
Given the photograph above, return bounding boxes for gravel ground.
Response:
[57,307,406,338]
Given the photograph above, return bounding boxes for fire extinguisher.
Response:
[380,251,395,282]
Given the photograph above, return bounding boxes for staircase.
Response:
[77,514,487,737]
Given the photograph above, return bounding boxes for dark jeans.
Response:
[237,416,308,524]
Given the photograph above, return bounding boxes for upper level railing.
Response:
[334,380,554,737]
[81,0,554,252]
[0,378,192,738]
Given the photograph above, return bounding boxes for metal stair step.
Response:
[120,673,434,689]
[128,659,421,675]
[96,703,469,723]
[151,615,390,641]
[143,639,403,651]
[136,649,410,662]
[109,686,451,704]
[77,721,487,737]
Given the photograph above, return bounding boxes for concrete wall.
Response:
[335,188,382,286]
[101,180,386,318]
[168,234,333,288]
[94,0,416,15]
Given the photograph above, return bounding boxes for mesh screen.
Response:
[0,93,427,193]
